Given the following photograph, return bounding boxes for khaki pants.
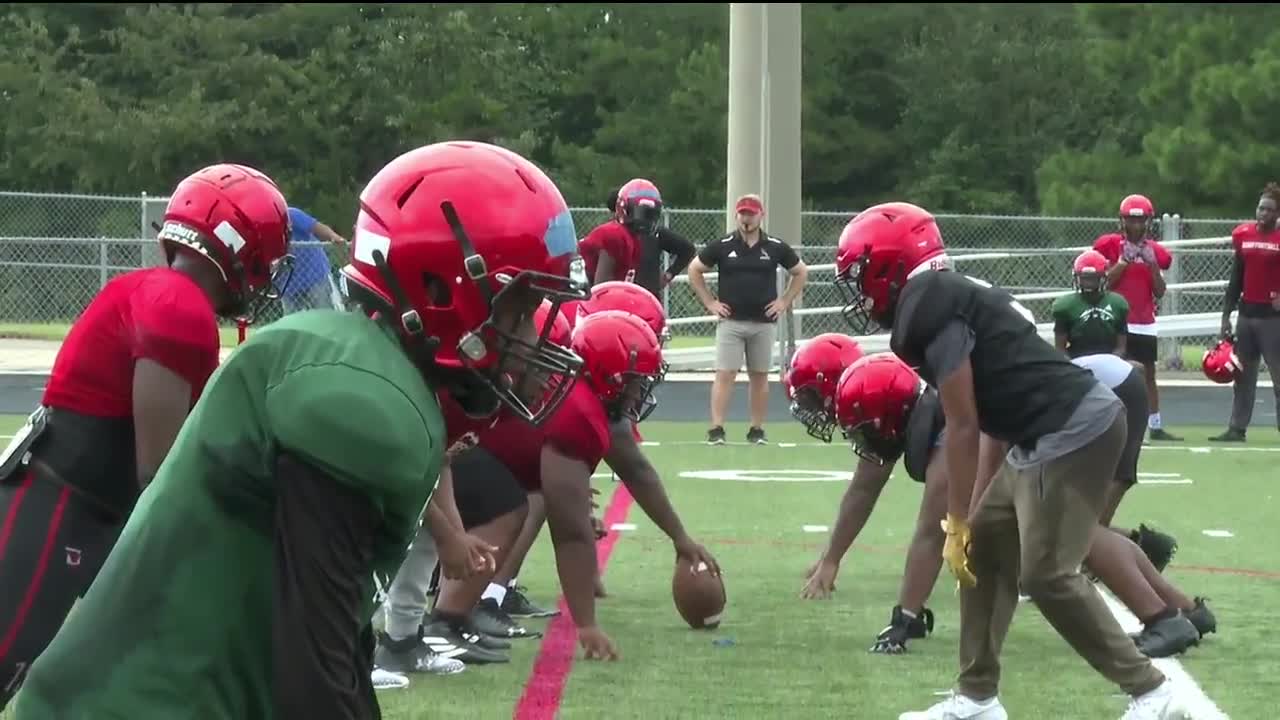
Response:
[957,412,1165,699]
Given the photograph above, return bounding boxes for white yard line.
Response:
[1097,587,1229,719]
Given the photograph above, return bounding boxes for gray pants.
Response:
[714,319,776,373]
[382,522,438,641]
[1229,315,1280,431]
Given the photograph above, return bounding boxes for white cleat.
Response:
[420,651,466,676]
[371,668,410,690]
[900,693,1009,720]
[1121,681,1191,720]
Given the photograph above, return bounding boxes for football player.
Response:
[1092,194,1180,441]
[12,142,589,719]
[834,202,1188,720]
[579,178,662,286]
[487,280,673,614]
[0,164,292,710]
[1052,249,1130,358]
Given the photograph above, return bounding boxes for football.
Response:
[672,557,726,629]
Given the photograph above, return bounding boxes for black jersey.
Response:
[889,270,1098,450]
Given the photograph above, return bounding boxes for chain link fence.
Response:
[0,191,1243,369]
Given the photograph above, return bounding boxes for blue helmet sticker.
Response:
[543,209,578,259]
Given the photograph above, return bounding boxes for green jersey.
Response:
[15,309,446,720]
[1051,290,1129,358]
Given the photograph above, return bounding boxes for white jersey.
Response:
[1071,353,1135,389]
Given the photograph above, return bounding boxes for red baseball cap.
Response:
[736,194,764,215]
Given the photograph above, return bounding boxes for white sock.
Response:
[1148,412,1162,430]
[482,583,507,605]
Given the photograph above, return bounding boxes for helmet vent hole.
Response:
[397,177,425,209]
[422,272,451,308]
[514,168,537,193]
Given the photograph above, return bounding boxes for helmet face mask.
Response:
[789,384,837,443]
[841,420,907,466]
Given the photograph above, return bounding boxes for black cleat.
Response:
[1186,597,1217,638]
[1149,427,1183,442]
[472,598,542,640]
[1208,428,1246,442]
[373,630,466,675]
[1134,612,1200,658]
[421,618,509,664]
[502,586,559,619]
[1130,524,1178,573]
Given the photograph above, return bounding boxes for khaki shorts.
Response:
[715,319,776,373]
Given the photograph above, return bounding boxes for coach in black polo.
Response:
[687,194,808,445]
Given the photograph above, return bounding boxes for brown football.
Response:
[672,557,726,629]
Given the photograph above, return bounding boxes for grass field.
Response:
[1,416,1269,718]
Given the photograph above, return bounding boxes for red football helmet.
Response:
[783,333,865,442]
[578,281,670,421]
[1119,194,1156,239]
[571,310,664,422]
[1202,336,1241,385]
[341,141,590,425]
[158,163,292,319]
[834,353,924,465]
[1073,249,1109,298]
[834,202,950,334]
[616,178,664,236]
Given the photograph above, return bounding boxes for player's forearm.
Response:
[429,466,466,533]
[823,459,891,563]
[1105,261,1128,285]
[945,423,981,519]
[618,467,689,545]
[1223,253,1244,318]
[780,266,808,305]
[549,531,599,627]
[1151,265,1166,297]
[970,433,1008,515]
[687,268,717,308]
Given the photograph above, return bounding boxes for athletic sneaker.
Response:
[706,426,726,445]
[420,618,509,665]
[1133,612,1200,658]
[1149,428,1182,442]
[373,630,467,675]
[472,598,542,640]
[746,426,768,445]
[502,585,559,618]
[899,692,1008,720]
[1120,680,1191,719]
[372,668,412,689]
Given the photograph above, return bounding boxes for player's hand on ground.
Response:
[579,625,619,661]
[940,514,977,589]
[674,537,722,577]
[800,558,838,600]
[438,530,498,580]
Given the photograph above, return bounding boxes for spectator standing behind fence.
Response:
[279,206,347,314]
[1210,183,1280,443]
[687,194,808,445]
[603,186,697,297]
[1092,193,1182,441]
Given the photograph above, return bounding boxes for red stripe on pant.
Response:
[0,474,34,565]
[0,483,69,660]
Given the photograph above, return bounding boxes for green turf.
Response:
[0,418,1270,718]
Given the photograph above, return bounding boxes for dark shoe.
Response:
[746,426,768,445]
[1133,612,1199,658]
[707,426,726,445]
[501,585,559,619]
[1208,428,1246,442]
[1149,428,1182,441]
[421,618,509,664]
[471,598,541,640]
[869,605,935,655]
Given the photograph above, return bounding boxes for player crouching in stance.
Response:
[11,142,589,720]
[835,202,1190,720]
[0,164,292,710]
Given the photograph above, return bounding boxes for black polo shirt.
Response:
[697,230,801,323]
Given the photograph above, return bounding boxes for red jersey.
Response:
[1091,233,1172,327]
[43,267,220,417]
[1231,222,1280,305]
[480,381,612,491]
[580,221,640,285]
[438,391,501,454]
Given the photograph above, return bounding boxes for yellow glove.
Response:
[940,513,978,589]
